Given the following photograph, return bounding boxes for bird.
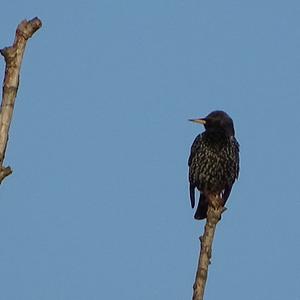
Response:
[188,110,239,220]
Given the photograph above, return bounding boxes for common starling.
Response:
[188,111,239,220]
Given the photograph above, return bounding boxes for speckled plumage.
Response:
[188,111,239,220]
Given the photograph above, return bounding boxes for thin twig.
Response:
[0,17,42,183]
[192,195,226,300]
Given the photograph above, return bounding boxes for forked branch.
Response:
[0,17,42,183]
[192,194,226,300]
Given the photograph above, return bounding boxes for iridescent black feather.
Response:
[188,111,239,220]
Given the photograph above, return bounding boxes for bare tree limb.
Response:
[192,195,226,300]
[0,17,42,183]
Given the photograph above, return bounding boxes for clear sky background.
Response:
[0,1,299,299]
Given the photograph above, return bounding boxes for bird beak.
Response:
[189,118,206,125]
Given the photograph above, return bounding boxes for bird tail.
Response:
[194,193,208,220]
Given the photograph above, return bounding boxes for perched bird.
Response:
[188,111,239,220]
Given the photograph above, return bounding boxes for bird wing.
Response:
[188,134,202,166]
[189,184,196,208]
[233,137,240,179]
[223,137,240,204]
[188,134,203,208]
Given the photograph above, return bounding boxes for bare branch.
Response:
[192,195,226,300]
[0,17,42,183]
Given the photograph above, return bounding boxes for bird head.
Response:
[189,110,235,136]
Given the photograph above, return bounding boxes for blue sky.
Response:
[0,1,299,299]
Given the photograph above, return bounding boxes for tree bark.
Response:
[0,17,42,183]
[192,194,226,300]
